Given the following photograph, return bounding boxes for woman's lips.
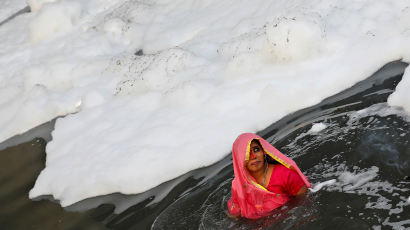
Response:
[250,160,261,166]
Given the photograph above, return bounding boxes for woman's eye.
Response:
[252,147,260,153]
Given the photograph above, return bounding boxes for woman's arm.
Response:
[285,169,308,197]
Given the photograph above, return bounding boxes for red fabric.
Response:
[266,164,306,196]
[227,133,311,219]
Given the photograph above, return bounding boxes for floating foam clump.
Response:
[309,179,336,193]
[308,123,327,133]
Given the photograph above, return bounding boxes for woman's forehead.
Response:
[250,140,261,146]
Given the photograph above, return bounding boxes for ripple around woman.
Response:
[227,133,311,219]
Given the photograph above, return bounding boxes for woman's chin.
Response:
[247,165,263,172]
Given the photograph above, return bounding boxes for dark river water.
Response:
[1,61,409,230]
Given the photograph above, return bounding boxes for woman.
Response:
[227,133,311,219]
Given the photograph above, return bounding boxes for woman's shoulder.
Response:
[268,164,294,188]
[272,164,296,176]
[270,164,305,192]
[273,164,289,171]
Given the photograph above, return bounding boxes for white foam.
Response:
[388,66,410,115]
[29,1,83,43]
[309,179,336,193]
[0,1,27,23]
[27,0,57,12]
[349,103,410,124]
[309,160,409,219]
[308,123,327,134]
[383,217,410,229]
[338,166,379,191]
[0,0,409,206]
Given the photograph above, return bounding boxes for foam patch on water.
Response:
[308,160,410,219]
[0,0,410,206]
[338,166,379,191]
[383,217,410,230]
[308,123,327,134]
[313,164,382,194]
[309,179,336,193]
[350,103,410,123]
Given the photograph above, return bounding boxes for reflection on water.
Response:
[1,61,410,230]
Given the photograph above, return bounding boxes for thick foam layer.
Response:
[1,0,410,206]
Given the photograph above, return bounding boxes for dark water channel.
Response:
[1,61,409,230]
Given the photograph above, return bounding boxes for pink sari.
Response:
[227,133,311,219]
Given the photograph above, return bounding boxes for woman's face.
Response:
[245,141,265,173]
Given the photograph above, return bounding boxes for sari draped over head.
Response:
[227,133,311,219]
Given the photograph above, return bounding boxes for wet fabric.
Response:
[227,133,311,219]
[266,164,306,196]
